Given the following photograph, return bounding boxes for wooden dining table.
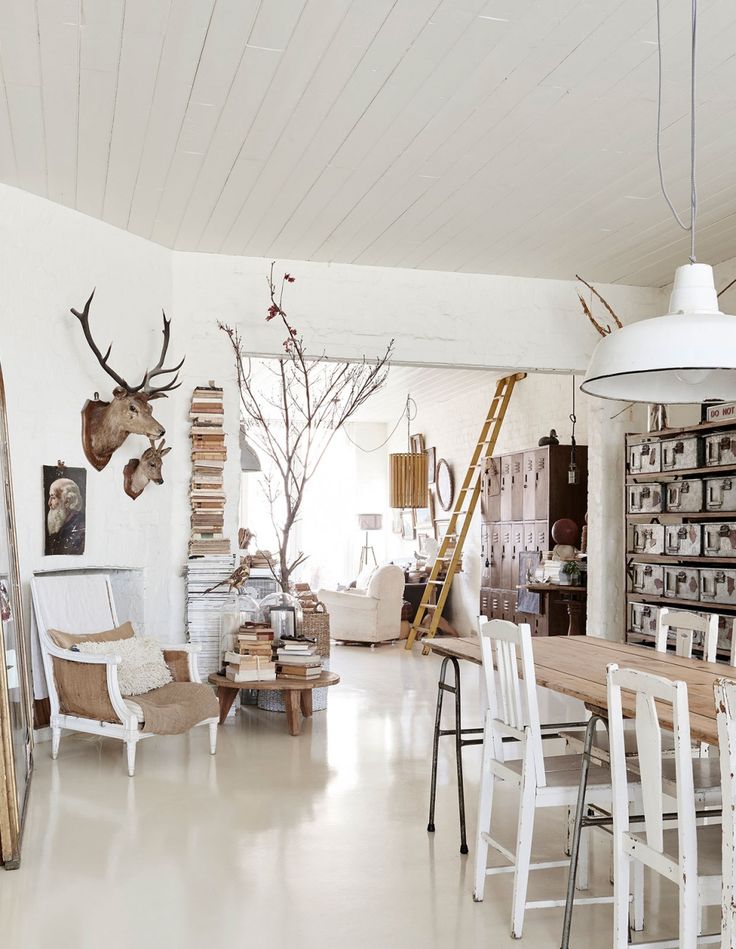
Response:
[430,633,725,743]
[427,633,732,946]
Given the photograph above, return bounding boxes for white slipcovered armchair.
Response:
[319,565,405,645]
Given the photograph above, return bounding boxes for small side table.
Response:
[208,671,340,736]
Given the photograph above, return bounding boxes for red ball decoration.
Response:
[551,518,579,546]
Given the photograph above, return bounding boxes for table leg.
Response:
[285,691,302,736]
[566,597,585,636]
[300,690,313,717]
[452,656,469,855]
[560,714,603,949]
[216,687,238,725]
[427,658,448,835]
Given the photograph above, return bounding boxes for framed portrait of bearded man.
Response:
[43,464,86,556]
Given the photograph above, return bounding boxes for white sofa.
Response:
[318,565,405,645]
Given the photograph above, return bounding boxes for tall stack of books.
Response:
[185,554,237,675]
[275,637,322,681]
[189,385,229,557]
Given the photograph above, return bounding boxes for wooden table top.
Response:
[427,635,735,745]
[209,671,340,692]
[521,583,588,594]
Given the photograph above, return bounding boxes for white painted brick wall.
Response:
[0,183,666,653]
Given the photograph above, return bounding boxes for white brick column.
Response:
[586,399,641,641]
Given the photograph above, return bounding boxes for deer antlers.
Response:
[575,275,624,338]
[146,437,168,456]
[71,290,185,398]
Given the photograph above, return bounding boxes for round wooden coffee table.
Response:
[208,671,340,736]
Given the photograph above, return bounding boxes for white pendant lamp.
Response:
[581,263,736,403]
[581,0,736,404]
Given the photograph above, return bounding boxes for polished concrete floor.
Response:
[1,643,698,948]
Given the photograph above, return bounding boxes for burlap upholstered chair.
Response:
[31,574,218,776]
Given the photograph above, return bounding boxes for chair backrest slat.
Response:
[656,608,719,662]
[607,664,697,872]
[715,677,736,946]
[634,690,664,851]
[479,619,545,784]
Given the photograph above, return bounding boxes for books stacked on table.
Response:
[542,559,564,583]
[236,623,274,648]
[189,385,230,557]
[224,651,276,683]
[275,637,322,681]
[236,632,273,657]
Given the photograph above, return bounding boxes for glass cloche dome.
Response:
[259,591,303,640]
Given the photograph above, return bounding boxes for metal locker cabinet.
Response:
[500,522,513,589]
[499,455,513,521]
[522,451,536,521]
[533,448,550,521]
[489,522,504,588]
[510,453,524,521]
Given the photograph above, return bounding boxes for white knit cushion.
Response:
[76,637,172,696]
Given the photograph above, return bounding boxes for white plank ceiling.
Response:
[1,0,735,286]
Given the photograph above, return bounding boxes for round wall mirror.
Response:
[435,458,454,512]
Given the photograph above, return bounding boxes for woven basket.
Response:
[257,659,330,713]
[302,602,330,659]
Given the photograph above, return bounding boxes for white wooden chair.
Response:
[473,619,640,939]
[32,574,218,777]
[715,677,736,949]
[607,663,721,946]
[655,608,719,662]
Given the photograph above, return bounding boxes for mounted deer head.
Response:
[71,290,185,470]
[123,438,172,500]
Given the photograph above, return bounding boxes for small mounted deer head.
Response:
[123,438,172,500]
[71,290,185,470]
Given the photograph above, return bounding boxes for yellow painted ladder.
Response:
[405,372,526,654]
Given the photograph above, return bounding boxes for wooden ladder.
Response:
[405,372,526,654]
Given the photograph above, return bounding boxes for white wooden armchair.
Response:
[31,574,218,777]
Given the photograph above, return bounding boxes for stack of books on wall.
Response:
[189,385,229,557]
[275,637,322,681]
[224,650,276,683]
[248,549,275,570]
[186,554,237,675]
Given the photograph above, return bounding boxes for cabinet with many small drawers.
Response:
[625,419,736,661]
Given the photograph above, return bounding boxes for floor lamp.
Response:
[358,514,382,572]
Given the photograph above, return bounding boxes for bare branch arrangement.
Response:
[220,263,393,592]
[575,274,625,338]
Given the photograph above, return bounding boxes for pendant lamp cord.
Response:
[569,375,577,464]
[656,0,698,263]
[342,393,417,453]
